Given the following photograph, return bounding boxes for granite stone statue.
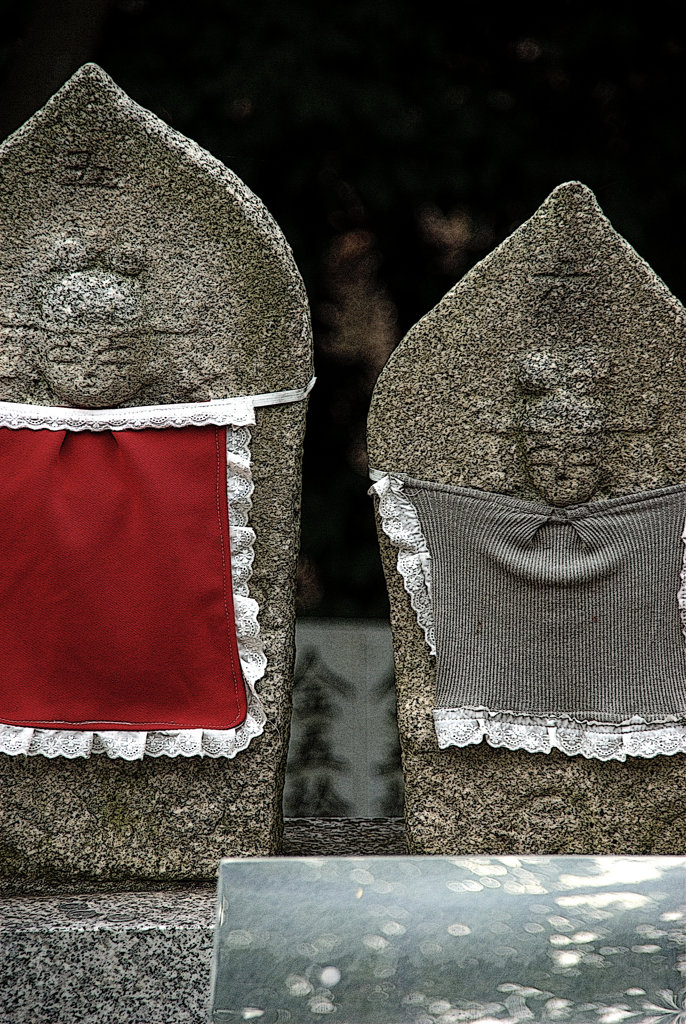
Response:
[0,63,313,885]
[368,182,686,855]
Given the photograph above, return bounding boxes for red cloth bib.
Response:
[0,424,247,731]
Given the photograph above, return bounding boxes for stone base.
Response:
[0,819,406,1023]
[0,747,285,891]
[0,888,216,1024]
[282,816,406,855]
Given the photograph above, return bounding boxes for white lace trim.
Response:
[0,395,257,431]
[677,516,686,646]
[0,378,315,432]
[369,472,436,654]
[0,415,281,760]
[434,708,686,762]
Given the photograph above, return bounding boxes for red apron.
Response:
[0,424,247,731]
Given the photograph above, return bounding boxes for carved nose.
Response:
[42,270,138,328]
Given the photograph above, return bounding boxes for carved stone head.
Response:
[369,182,686,501]
[517,349,606,506]
[0,64,311,408]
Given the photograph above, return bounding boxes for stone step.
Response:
[0,818,406,1023]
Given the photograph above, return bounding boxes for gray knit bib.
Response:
[372,473,686,760]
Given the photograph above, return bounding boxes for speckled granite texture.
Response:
[368,181,686,855]
[0,888,215,1023]
[0,64,312,887]
[281,817,407,855]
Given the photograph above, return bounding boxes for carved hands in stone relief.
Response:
[516,349,607,506]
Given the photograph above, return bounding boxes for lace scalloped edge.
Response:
[370,473,436,655]
[434,708,686,762]
[0,423,267,760]
[0,378,315,432]
[0,396,257,431]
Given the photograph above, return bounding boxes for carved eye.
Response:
[108,246,144,277]
[567,348,610,388]
[51,237,89,270]
[518,350,564,394]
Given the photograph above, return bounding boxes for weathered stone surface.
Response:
[282,817,407,855]
[368,181,686,855]
[0,65,312,887]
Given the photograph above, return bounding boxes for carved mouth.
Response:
[42,379,144,409]
[37,352,147,408]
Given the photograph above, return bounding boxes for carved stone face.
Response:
[32,243,158,408]
[520,423,604,506]
[517,350,606,506]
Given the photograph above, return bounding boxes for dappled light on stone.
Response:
[211,855,686,1024]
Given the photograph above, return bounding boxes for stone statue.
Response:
[369,182,686,855]
[0,64,313,886]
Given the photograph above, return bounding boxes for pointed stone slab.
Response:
[0,65,312,887]
[0,63,310,406]
[368,182,686,855]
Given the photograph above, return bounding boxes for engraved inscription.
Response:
[530,269,593,299]
[54,150,120,188]
[516,349,606,506]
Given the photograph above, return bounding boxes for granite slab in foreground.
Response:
[210,855,686,1024]
[0,888,216,1024]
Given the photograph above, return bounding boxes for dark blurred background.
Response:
[3,2,686,619]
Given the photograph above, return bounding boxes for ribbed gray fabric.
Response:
[405,478,686,725]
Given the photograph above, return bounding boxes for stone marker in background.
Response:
[368,182,686,855]
[286,620,402,819]
[0,64,312,887]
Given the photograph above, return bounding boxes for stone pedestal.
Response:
[0,889,215,1024]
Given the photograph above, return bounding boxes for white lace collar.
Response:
[0,378,316,431]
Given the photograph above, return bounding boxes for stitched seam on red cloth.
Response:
[0,717,228,728]
[215,424,243,722]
